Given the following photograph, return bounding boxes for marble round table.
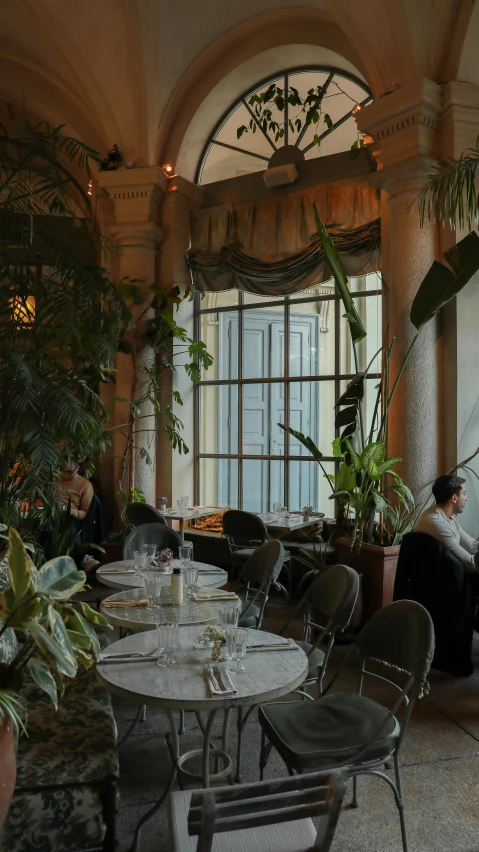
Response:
[100,586,241,631]
[96,559,227,592]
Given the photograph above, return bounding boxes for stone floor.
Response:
[111,601,479,852]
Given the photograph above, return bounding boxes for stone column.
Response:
[97,167,166,510]
[357,80,442,498]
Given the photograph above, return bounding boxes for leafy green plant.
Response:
[416,139,479,231]
[236,82,365,153]
[0,527,109,729]
[295,542,330,591]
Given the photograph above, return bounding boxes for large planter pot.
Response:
[99,540,124,566]
[0,719,16,826]
[334,538,400,625]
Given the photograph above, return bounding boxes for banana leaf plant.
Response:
[280,207,479,551]
[0,527,109,733]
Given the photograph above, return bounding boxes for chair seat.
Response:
[169,790,317,852]
[238,603,261,628]
[294,640,325,674]
[259,693,399,772]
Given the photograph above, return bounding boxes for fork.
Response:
[203,663,221,692]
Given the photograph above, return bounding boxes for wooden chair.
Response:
[168,768,347,852]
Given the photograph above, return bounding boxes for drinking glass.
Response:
[157,623,178,666]
[176,498,183,512]
[226,627,247,672]
[184,565,199,597]
[144,543,157,565]
[182,496,189,509]
[219,606,240,631]
[133,550,147,575]
[143,573,162,606]
[179,543,193,566]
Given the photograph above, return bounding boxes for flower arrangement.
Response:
[302,506,314,515]
[157,548,173,563]
[197,625,226,646]
[157,496,168,508]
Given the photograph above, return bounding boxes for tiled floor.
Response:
[111,602,479,852]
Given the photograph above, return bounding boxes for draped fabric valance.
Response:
[187,180,381,295]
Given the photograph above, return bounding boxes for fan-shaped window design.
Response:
[196,67,372,185]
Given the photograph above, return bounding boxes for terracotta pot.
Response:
[0,719,16,826]
[334,537,400,626]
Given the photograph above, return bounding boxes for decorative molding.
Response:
[97,165,167,227]
[441,81,479,158]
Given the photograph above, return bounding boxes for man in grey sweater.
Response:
[415,475,479,573]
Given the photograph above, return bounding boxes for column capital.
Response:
[97,165,167,225]
[441,81,479,157]
[356,78,442,173]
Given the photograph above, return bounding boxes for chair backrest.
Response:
[356,599,435,684]
[125,502,166,528]
[186,769,347,852]
[307,564,359,630]
[222,509,268,546]
[123,523,182,559]
[236,540,285,629]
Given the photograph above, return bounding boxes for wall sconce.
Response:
[12,296,35,327]
[162,163,174,177]
[87,179,93,197]
[352,103,362,115]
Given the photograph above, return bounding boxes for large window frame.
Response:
[194,282,382,512]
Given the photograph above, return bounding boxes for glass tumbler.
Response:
[226,627,247,672]
[219,606,240,631]
[157,622,178,666]
[143,573,162,606]
[184,565,199,597]
[133,550,147,575]
[145,543,157,566]
[179,543,193,566]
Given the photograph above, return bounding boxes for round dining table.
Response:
[96,626,308,851]
[96,559,228,592]
[100,586,240,631]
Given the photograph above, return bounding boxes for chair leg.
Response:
[394,753,408,852]
[259,728,273,780]
[351,774,358,808]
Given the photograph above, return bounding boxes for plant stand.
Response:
[334,538,400,625]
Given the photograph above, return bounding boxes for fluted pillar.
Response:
[357,80,442,498]
[97,167,166,511]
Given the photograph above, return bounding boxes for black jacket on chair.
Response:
[394,531,475,676]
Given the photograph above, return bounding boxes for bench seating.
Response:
[0,559,118,852]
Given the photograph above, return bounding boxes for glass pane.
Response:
[288,460,336,516]
[349,272,382,293]
[243,292,286,306]
[198,290,239,309]
[340,294,382,375]
[242,459,284,513]
[288,380,336,458]
[200,309,238,380]
[242,383,284,455]
[290,303,336,377]
[242,307,285,379]
[290,281,335,301]
[200,385,238,454]
[199,458,238,509]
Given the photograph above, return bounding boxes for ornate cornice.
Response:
[97,165,167,226]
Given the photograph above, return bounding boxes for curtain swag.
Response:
[187,180,380,295]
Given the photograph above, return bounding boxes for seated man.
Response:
[415,474,479,575]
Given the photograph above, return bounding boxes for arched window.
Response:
[196,66,372,185]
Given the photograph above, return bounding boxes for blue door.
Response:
[218,309,320,511]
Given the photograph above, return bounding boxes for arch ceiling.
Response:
[0,0,475,173]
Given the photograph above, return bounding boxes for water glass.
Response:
[179,543,193,566]
[143,573,162,606]
[133,550,147,575]
[219,606,240,631]
[226,627,247,672]
[182,496,189,509]
[157,622,178,666]
[144,543,157,565]
[272,502,280,516]
[184,565,199,597]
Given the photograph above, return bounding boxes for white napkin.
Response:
[246,638,299,653]
[98,567,136,574]
[192,591,239,602]
[205,666,237,697]
[102,599,148,608]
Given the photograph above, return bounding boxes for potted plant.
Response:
[0,527,109,824]
[281,205,479,623]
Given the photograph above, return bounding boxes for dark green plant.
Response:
[416,139,479,231]
[0,527,109,730]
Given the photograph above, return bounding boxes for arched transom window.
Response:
[196,66,372,185]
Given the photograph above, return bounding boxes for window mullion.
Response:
[238,290,244,509]
[284,298,290,509]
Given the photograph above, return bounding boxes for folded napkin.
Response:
[98,653,161,665]
[246,638,299,653]
[192,590,239,602]
[102,599,148,608]
[205,666,237,697]
[98,567,136,575]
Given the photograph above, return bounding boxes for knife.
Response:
[213,665,228,691]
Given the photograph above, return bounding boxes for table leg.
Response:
[235,706,243,783]
[179,518,184,542]
[129,709,178,852]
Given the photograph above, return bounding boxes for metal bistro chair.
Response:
[169,768,347,852]
[234,540,286,630]
[222,509,292,600]
[279,564,359,697]
[258,600,435,852]
[123,523,182,560]
[125,502,166,528]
